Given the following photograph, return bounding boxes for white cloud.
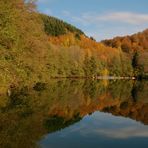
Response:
[100,12,148,25]
[71,11,148,25]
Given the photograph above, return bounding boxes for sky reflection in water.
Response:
[40,108,148,148]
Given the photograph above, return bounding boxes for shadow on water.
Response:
[0,79,148,148]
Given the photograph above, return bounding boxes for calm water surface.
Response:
[0,80,148,148]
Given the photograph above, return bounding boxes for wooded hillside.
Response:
[102,29,148,77]
[0,0,147,94]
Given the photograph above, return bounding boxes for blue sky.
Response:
[37,0,148,41]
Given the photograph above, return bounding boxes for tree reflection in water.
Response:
[0,80,147,148]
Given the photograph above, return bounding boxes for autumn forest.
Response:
[0,0,148,94]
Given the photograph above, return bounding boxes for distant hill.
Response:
[102,29,148,77]
[102,29,148,53]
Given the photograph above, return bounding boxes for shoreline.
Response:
[51,76,136,80]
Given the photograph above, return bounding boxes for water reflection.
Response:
[0,80,148,148]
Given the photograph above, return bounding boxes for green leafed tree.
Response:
[84,56,97,77]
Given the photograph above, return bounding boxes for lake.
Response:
[0,79,148,148]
